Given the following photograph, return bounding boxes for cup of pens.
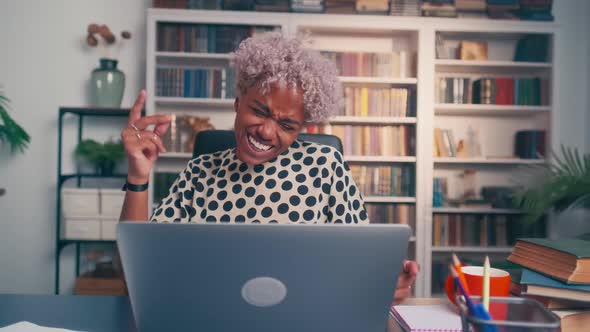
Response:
[447,255,560,331]
[445,256,511,307]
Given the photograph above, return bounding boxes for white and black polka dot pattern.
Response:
[151,140,369,224]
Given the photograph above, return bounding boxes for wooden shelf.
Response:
[435,104,551,117]
[432,207,522,214]
[431,246,513,253]
[329,116,416,124]
[436,59,552,72]
[434,157,545,165]
[154,97,235,108]
[338,76,417,85]
[364,196,416,203]
[345,156,416,163]
[156,51,232,60]
[436,59,552,67]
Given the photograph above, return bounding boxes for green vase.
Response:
[91,58,125,107]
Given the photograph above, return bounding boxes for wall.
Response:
[0,0,150,293]
[549,1,590,239]
[0,0,588,294]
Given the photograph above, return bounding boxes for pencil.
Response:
[483,256,490,311]
[452,253,471,294]
[449,264,475,313]
[451,264,497,332]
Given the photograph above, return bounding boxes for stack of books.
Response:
[436,76,549,106]
[486,0,519,19]
[455,0,486,18]
[508,238,590,331]
[421,0,457,17]
[253,0,290,12]
[389,0,421,16]
[355,0,390,14]
[518,0,553,21]
[291,0,324,12]
[324,0,356,14]
[321,51,415,78]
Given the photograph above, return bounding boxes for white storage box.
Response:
[100,189,126,217]
[62,217,100,240]
[62,188,100,217]
[100,217,119,240]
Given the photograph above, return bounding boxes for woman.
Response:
[119,32,418,303]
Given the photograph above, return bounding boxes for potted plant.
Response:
[513,145,590,234]
[0,93,30,154]
[75,139,125,175]
[1,91,31,196]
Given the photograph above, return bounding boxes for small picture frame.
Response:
[459,41,488,60]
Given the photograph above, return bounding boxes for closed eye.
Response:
[280,122,295,131]
[249,106,268,117]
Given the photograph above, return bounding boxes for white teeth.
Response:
[248,134,271,151]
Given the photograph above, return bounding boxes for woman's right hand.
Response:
[121,90,171,184]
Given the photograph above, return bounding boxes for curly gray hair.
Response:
[231,32,342,123]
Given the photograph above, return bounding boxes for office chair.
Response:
[192,130,343,158]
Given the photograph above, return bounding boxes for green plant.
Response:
[513,145,590,224]
[75,139,125,175]
[0,92,30,154]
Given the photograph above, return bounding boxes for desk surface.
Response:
[0,294,136,332]
[0,294,445,332]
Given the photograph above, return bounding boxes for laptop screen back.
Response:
[118,222,410,332]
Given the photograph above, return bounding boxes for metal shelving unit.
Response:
[54,107,138,294]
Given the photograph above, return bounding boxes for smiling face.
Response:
[234,81,306,165]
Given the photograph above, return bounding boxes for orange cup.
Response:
[445,266,511,305]
[446,266,511,321]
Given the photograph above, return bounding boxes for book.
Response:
[390,304,462,332]
[552,309,590,332]
[507,238,590,284]
[511,285,590,309]
[514,268,590,303]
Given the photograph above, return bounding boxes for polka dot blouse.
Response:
[151,140,369,224]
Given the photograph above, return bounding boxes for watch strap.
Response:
[122,181,149,192]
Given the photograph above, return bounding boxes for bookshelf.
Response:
[427,26,556,297]
[146,9,559,297]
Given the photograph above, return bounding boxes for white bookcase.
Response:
[146,9,559,297]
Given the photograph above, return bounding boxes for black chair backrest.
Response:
[192,130,343,158]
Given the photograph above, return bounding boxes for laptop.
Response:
[117,222,411,332]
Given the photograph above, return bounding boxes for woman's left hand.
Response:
[393,260,420,305]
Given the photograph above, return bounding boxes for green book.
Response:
[508,238,590,284]
[518,238,590,258]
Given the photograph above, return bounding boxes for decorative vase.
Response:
[90,58,125,107]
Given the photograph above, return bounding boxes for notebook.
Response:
[390,304,462,332]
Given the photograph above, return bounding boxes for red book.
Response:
[505,78,515,105]
[495,78,509,105]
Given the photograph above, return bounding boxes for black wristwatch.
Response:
[122,181,149,192]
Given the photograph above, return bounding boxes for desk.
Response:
[0,294,136,332]
[0,294,444,331]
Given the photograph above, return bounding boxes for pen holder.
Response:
[456,296,560,332]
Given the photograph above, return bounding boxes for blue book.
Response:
[519,268,590,302]
[184,70,191,98]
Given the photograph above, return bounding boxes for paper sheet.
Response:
[392,304,463,331]
[0,321,81,332]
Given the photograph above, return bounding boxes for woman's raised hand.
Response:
[121,90,171,184]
